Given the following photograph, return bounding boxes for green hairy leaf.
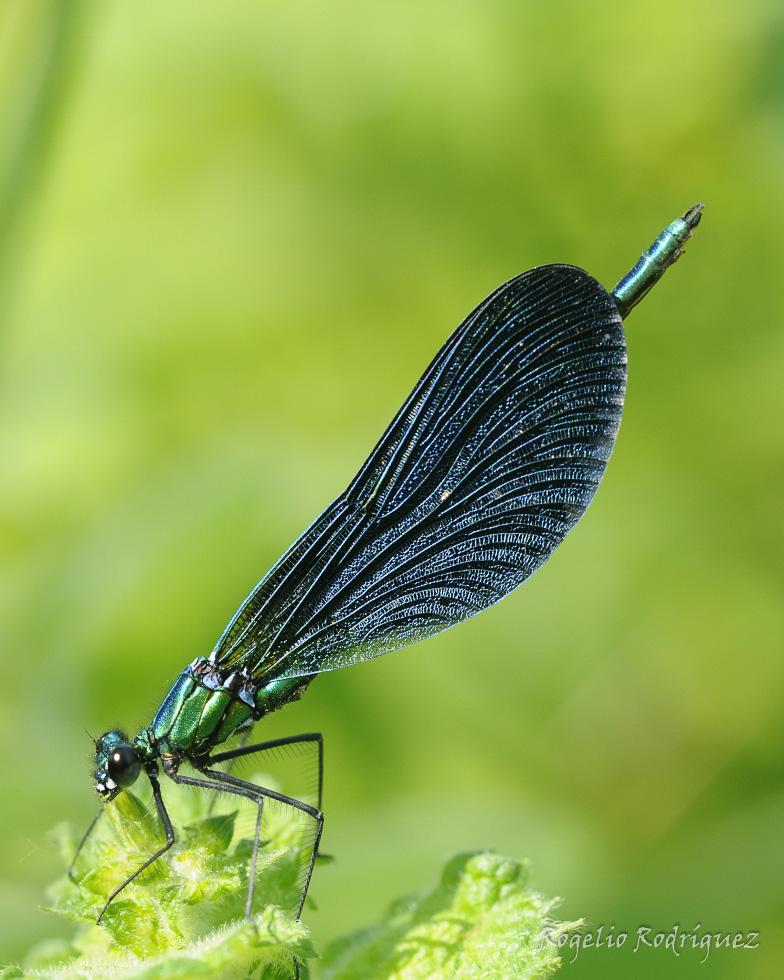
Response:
[319,851,575,980]
[2,779,574,979]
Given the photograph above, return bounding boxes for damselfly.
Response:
[72,205,703,922]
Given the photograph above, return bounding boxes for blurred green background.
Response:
[1,1,782,977]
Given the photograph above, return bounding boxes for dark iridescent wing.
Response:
[214,265,626,681]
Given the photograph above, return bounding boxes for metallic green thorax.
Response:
[612,204,703,318]
[135,656,309,760]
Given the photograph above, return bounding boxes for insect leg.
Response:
[205,727,253,816]
[169,768,268,920]
[209,732,324,809]
[96,768,174,924]
[68,805,103,882]
[187,764,323,919]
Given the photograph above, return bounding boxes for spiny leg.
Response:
[206,733,325,915]
[68,805,103,882]
[178,763,323,919]
[204,767,323,920]
[205,727,253,817]
[96,769,175,924]
[209,732,324,810]
[170,768,269,919]
[248,799,264,917]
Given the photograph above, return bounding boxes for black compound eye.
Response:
[107,743,141,787]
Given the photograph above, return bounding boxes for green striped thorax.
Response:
[146,655,259,758]
[93,654,309,800]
